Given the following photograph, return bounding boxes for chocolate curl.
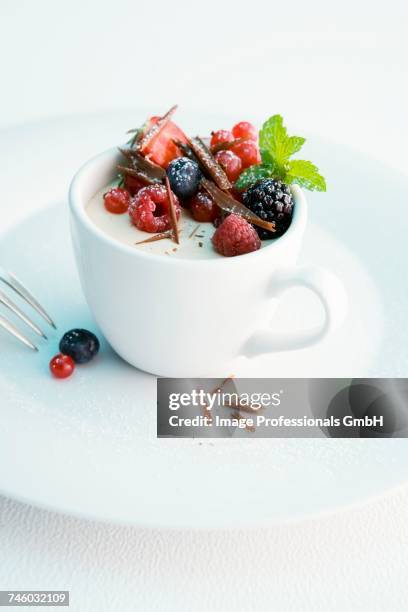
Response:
[118,148,166,180]
[189,137,231,191]
[211,137,250,154]
[135,231,173,245]
[117,165,156,186]
[165,176,180,245]
[201,178,276,233]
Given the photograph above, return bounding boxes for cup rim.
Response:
[69,147,307,267]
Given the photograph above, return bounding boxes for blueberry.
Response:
[59,329,100,364]
[166,157,202,200]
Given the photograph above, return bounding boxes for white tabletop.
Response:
[1,1,408,609]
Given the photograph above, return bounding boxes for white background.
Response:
[1,1,408,610]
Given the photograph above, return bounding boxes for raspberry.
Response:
[242,178,294,239]
[103,187,131,214]
[214,150,242,182]
[210,129,233,149]
[212,214,261,257]
[231,140,261,169]
[232,121,257,141]
[129,184,180,233]
[190,190,220,222]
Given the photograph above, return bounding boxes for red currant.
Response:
[190,190,220,222]
[210,129,233,149]
[104,188,131,214]
[214,150,242,182]
[231,140,261,169]
[232,121,257,141]
[124,175,146,196]
[50,354,75,379]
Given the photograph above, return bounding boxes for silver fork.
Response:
[0,269,56,351]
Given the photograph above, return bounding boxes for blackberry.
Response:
[166,157,202,201]
[59,329,100,364]
[242,179,294,239]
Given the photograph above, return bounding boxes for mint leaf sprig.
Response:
[235,115,326,192]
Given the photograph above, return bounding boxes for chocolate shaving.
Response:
[189,137,231,190]
[201,178,276,233]
[172,139,199,162]
[165,176,180,244]
[138,105,178,152]
[211,137,250,154]
[118,148,166,180]
[135,231,173,245]
[117,165,156,185]
[189,224,201,239]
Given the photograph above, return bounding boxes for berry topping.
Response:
[103,188,131,214]
[59,329,100,364]
[189,137,231,190]
[212,214,261,257]
[214,150,242,182]
[124,174,147,196]
[129,184,180,233]
[50,354,75,379]
[235,115,326,193]
[190,190,220,222]
[232,121,257,141]
[166,157,202,201]
[210,129,234,149]
[242,179,294,239]
[231,140,261,169]
[141,116,189,168]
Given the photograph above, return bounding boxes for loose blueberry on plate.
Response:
[166,157,202,200]
[59,329,100,364]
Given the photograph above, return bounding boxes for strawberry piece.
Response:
[142,116,189,169]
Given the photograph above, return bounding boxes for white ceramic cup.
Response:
[69,148,348,377]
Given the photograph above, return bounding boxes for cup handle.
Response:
[243,266,348,357]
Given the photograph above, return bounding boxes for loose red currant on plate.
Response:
[104,187,131,214]
[232,121,257,141]
[231,140,261,169]
[210,129,234,149]
[49,354,75,379]
[214,150,242,182]
[190,190,220,222]
[129,184,181,233]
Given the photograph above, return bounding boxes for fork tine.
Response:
[0,314,38,351]
[0,291,47,339]
[1,271,56,329]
